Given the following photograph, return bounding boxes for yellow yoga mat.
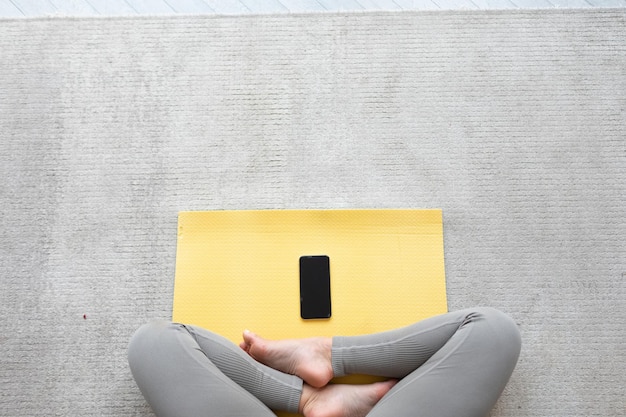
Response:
[172,209,448,416]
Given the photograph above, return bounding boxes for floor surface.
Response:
[1,0,625,17]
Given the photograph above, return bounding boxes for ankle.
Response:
[298,384,316,415]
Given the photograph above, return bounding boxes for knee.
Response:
[466,307,522,357]
[128,320,172,368]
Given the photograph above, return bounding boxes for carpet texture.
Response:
[0,9,624,417]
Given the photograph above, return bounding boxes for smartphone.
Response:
[299,255,331,319]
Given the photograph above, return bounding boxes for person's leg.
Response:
[127,320,301,417]
[185,324,397,417]
[331,307,521,417]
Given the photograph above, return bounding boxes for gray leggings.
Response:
[128,307,521,417]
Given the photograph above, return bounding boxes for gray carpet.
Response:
[0,9,624,417]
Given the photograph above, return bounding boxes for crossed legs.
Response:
[128,307,521,417]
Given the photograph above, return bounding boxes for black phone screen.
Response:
[299,255,331,319]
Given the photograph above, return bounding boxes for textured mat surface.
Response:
[172,209,447,340]
[0,9,624,417]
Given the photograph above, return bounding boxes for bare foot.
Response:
[299,380,397,417]
[240,330,334,388]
